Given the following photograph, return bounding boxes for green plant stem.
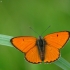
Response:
[54,57,70,70]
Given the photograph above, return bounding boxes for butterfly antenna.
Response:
[41,25,51,36]
[29,27,40,36]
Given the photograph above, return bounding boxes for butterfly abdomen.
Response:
[36,36,46,61]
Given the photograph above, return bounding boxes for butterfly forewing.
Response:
[11,36,37,53]
[44,31,69,49]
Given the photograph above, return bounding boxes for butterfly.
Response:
[10,31,69,64]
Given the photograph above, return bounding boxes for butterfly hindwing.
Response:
[25,45,42,63]
[44,45,59,62]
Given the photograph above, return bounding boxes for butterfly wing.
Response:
[44,45,59,62]
[44,31,69,62]
[11,36,36,53]
[11,36,42,63]
[25,45,42,63]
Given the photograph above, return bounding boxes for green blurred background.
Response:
[0,0,70,70]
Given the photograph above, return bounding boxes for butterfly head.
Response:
[38,36,46,47]
[38,36,42,39]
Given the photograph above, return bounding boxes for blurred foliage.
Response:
[0,0,70,70]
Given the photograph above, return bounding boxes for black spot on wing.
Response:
[57,34,58,37]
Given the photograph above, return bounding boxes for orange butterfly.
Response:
[10,31,69,64]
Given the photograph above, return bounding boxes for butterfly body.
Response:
[36,36,46,61]
[11,31,69,64]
